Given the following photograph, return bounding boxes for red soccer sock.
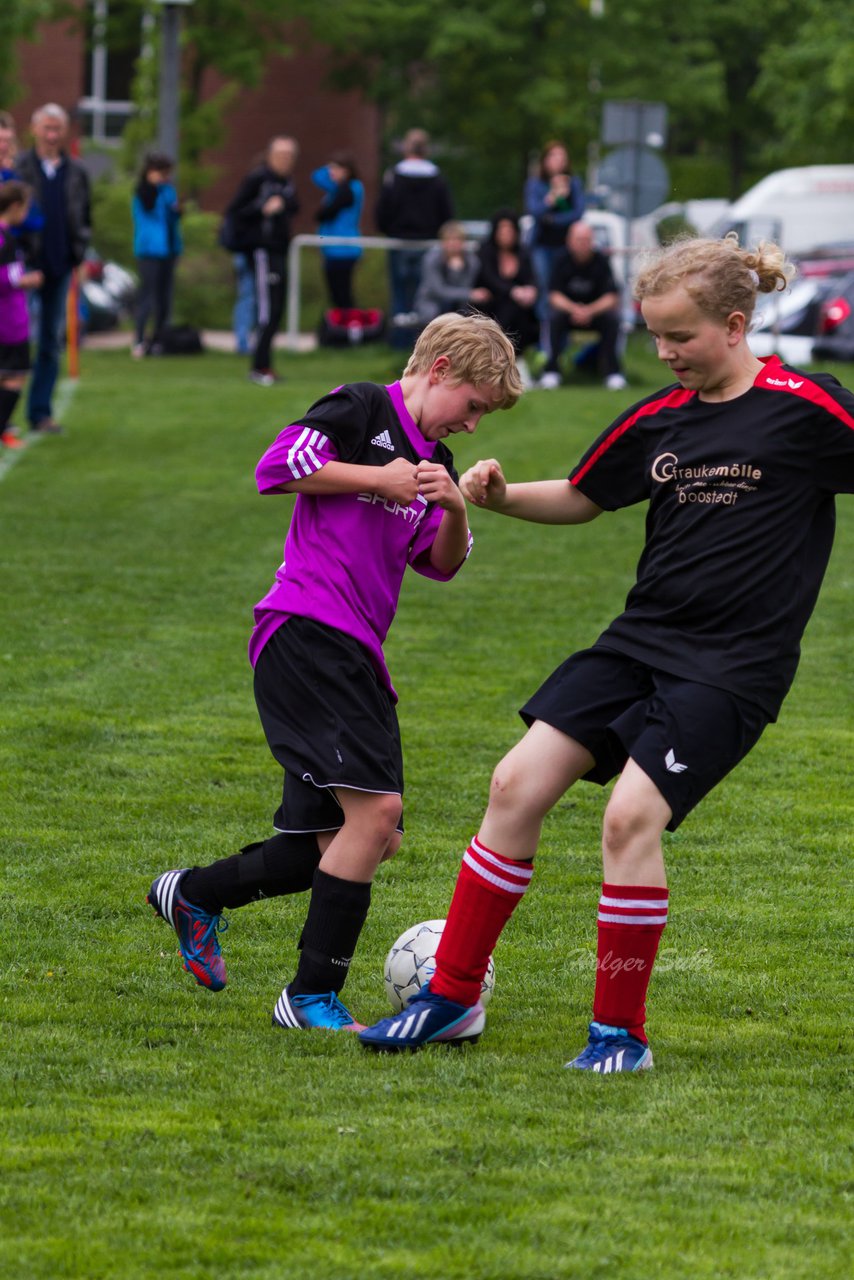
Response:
[431,835,533,1007]
[592,882,669,1042]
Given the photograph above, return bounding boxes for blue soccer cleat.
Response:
[272,986,364,1032]
[147,869,228,992]
[564,1022,653,1073]
[358,982,485,1052]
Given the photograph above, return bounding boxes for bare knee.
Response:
[380,830,403,863]
[602,794,653,863]
[489,758,540,820]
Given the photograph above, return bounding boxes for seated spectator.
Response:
[539,220,626,391]
[414,221,485,328]
[312,151,364,310]
[474,209,538,373]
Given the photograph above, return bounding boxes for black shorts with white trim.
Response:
[254,616,404,834]
[520,646,770,830]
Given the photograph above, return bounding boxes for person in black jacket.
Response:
[15,103,91,432]
[474,210,539,370]
[225,137,299,386]
[375,128,454,349]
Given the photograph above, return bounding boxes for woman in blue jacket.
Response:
[523,140,585,350]
[131,152,183,356]
[312,152,363,310]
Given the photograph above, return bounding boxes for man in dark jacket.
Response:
[539,220,627,391]
[375,128,454,348]
[225,136,299,385]
[16,103,91,432]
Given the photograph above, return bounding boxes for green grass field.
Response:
[1,339,851,1279]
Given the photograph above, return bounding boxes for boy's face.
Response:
[417,357,497,441]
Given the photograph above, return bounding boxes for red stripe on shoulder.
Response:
[571,387,695,486]
[756,364,854,432]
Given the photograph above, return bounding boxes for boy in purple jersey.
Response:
[0,181,42,449]
[148,312,522,1029]
[359,234,854,1065]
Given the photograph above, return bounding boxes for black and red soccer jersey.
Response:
[569,355,854,717]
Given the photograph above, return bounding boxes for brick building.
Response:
[12,2,382,230]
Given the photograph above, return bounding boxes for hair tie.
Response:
[748,268,760,287]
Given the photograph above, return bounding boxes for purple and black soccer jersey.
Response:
[250,380,471,697]
[0,226,29,346]
[569,356,854,718]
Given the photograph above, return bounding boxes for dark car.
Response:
[813,269,854,362]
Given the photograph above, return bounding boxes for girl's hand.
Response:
[460,458,507,508]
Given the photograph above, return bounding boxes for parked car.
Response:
[813,270,854,362]
[708,165,854,257]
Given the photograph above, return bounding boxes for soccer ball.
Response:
[383,918,495,1013]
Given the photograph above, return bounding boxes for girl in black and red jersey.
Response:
[359,233,854,1067]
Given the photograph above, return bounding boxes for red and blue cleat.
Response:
[147,869,228,991]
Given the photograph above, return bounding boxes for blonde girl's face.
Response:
[641,285,745,395]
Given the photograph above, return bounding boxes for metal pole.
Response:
[157,3,181,161]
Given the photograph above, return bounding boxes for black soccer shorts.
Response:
[253,616,404,834]
[520,646,770,830]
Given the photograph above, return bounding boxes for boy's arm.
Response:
[414,460,471,574]
[461,458,602,525]
[269,456,419,507]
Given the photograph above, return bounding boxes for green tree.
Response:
[0,1,57,109]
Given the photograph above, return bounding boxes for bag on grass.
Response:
[159,324,204,355]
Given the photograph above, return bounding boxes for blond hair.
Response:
[634,232,794,326]
[403,312,523,410]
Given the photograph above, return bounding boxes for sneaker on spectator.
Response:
[1,429,25,450]
[249,370,278,387]
[605,373,628,391]
[538,370,562,391]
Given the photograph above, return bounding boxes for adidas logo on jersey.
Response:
[371,430,395,451]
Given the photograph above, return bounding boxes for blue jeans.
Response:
[233,254,256,355]
[27,271,71,426]
[387,247,426,349]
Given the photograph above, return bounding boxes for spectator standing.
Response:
[539,220,626,391]
[524,140,585,351]
[414,221,485,328]
[15,103,91,433]
[131,152,183,357]
[376,128,454,348]
[312,151,364,310]
[474,209,539,379]
[0,181,42,448]
[225,136,299,386]
[0,111,42,237]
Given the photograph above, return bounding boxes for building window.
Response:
[78,0,144,143]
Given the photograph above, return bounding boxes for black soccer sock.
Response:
[289,868,372,996]
[0,387,21,431]
[180,832,323,914]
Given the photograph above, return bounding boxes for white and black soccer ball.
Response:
[383,918,495,1013]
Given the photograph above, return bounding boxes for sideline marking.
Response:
[0,377,78,485]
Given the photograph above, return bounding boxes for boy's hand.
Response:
[415,460,465,512]
[460,458,506,509]
[20,270,43,289]
[376,457,419,505]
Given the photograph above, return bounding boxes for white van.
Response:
[708,166,854,256]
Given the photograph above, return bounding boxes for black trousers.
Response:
[135,256,176,347]
[250,248,286,372]
[324,258,357,310]
[545,306,622,376]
